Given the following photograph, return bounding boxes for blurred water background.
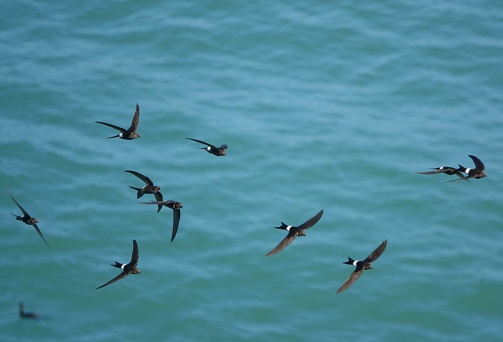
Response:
[1,1,503,341]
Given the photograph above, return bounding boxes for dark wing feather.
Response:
[416,170,442,175]
[130,240,139,266]
[96,272,127,290]
[336,269,364,293]
[154,192,164,212]
[128,103,140,132]
[443,177,470,184]
[186,138,217,149]
[364,240,388,262]
[140,200,165,213]
[154,192,164,202]
[32,223,50,249]
[170,208,181,242]
[453,171,465,178]
[10,194,30,218]
[468,155,485,170]
[297,209,324,230]
[95,121,128,134]
[416,167,460,175]
[125,170,153,186]
[265,231,297,256]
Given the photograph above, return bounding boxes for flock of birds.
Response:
[10,103,488,318]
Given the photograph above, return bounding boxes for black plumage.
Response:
[337,240,387,294]
[266,209,324,256]
[96,240,140,290]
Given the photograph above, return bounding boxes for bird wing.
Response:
[32,223,50,249]
[95,121,128,134]
[365,240,388,262]
[128,103,140,132]
[139,200,164,204]
[154,192,164,212]
[140,199,168,212]
[125,170,153,186]
[336,269,364,293]
[453,171,465,178]
[265,231,297,256]
[416,166,460,175]
[297,209,324,230]
[186,138,217,149]
[416,170,442,175]
[468,155,485,170]
[96,272,127,290]
[130,240,139,266]
[10,194,31,218]
[443,177,470,184]
[170,208,181,242]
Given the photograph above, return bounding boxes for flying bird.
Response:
[140,200,183,242]
[416,166,465,178]
[186,138,227,156]
[125,170,163,211]
[96,103,141,139]
[96,240,140,290]
[266,209,324,256]
[9,194,50,249]
[337,239,387,294]
[19,303,39,319]
[445,155,486,183]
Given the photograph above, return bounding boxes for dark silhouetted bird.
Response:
[186,138,227,156]
[337,240,387,294]
[9,194,50,249]
[416,166,465,178]
[125,170,163,211]
[96,240,140,290]
[445,155,486,183]
[266,209,324,256]
[96,103,141,139]
[140,200,183,242]
[19,302,39,319]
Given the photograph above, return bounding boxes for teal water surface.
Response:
[1,1,503,341]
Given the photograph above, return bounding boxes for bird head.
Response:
[219,145,228,155]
